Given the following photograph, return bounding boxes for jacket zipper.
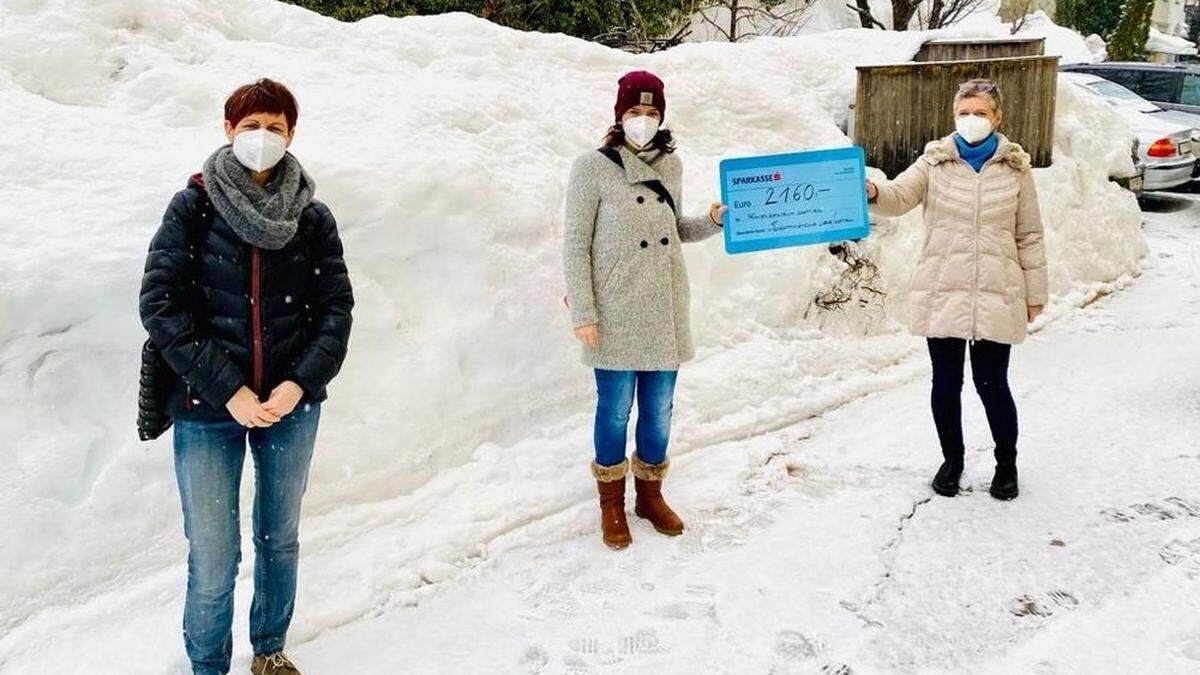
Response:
[969,152,1003,344]
[972,168,982,343]
[250,246,264,396]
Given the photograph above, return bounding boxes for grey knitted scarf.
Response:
[202,146,315,250]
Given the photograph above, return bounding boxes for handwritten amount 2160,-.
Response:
[734,183,818,209]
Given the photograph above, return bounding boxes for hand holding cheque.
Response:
[717,146,871,255]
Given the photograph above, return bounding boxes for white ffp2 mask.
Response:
[622,116,660,149]
[232,128,288,172]
[955,115,993,145]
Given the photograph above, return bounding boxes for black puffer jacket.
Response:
[139,174,354,421]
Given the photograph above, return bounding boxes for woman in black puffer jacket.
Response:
[138,78,352,675]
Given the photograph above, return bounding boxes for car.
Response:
[1060,71,1197,192]
[1061,70,1200,144]
[1061,62,1200,115]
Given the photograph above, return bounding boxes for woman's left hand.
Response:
[1027,305,1044,323]
[263,380,305,418]
[709,202,727,226]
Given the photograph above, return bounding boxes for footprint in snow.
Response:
[1008,590,1078,617]
[773,630,820,661]
[578,576,623,597]
[681,502,777,554]
[563,654,595,675]
[1132,502,1185,520]
[569,637,602,656]
[518,645,549,674]
[1101,508,1137,523]
[648,599,716,621]
[566,628,667,671]
[646,582,718,621]
[1165,496,1200,517]
[567,637,623,668]
[1103,497,1200,523]
[1159,537,1200,577]
[618,628,668,656]
[524,581,582,620]
[1046,590,1079,610]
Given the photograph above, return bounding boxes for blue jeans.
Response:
[593,369,678,467]
[173,403,321,675]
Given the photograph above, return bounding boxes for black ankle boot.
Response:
[931,459,963,497]
[989,463,1019,500]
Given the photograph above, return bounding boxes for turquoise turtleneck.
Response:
[954,132,999,173]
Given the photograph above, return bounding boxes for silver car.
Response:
[1062,72,1197,191]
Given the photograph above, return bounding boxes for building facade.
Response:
[1155,0,1189,37]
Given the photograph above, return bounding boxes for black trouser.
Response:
[927,338,1018,466]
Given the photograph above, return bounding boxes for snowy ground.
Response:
[4,199,1198,674]
[288,199,1200,675]
[0,0,1145,633]
[0,2,1184,673]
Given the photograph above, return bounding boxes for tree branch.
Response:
[846,2,886,29]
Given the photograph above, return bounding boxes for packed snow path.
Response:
[4,200,1198,674]
[291,202,1200,674]
[288,199,1200,674]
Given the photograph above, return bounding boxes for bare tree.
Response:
[694,0,817,42]
[623,0,696,51]
[1006,0,1037,35]
[847,0,990,30]
[848,0,887,28]
[590,0,695,53]
[919,0,990,29]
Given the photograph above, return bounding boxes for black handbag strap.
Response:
[193,187,214,247]
[598,148,677,216]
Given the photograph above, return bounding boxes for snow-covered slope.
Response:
[0,0,1142,642]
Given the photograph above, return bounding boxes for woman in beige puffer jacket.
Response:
[866,79,1048,502]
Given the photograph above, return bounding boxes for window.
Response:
[1097,68,1143,92]
[1138,71,1184,103]
[1087,80,1153,104]
[1181,74,1200,106]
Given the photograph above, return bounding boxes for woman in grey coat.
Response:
[563,71,725,549]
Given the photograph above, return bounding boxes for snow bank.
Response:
[1015,10,1103,64]
[0,0,1143,639]
[1085,34,1110,62]
[1148,25,1199,56]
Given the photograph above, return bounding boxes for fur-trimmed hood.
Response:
[921,133,1032,172]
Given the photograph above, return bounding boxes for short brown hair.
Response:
[224,78,299,131]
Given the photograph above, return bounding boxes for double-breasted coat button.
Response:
[657,196,665,203]
[636,196,645,204]
[640,240,649,248]
[660,237,669,246]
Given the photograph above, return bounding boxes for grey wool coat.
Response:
[563,145,723,371]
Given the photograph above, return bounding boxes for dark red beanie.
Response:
[614,70,666,123]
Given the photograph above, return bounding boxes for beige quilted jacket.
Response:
[870,134,1048,345]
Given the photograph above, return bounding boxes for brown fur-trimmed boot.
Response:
[592,459,632,550]
[632,457,684,536]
